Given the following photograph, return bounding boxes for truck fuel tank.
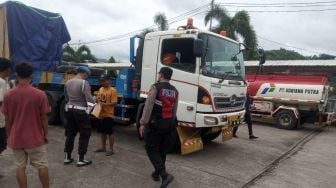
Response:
[246,74,329,103]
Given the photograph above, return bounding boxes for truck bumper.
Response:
[195,110,245,128]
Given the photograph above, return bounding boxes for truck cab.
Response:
[133,21,248,154]
[140,29,247,126]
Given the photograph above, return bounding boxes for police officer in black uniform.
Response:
[139,67,178,188]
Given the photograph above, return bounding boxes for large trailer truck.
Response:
[246,73,335,129]
[1,2,265,154]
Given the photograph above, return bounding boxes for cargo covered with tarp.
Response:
[0,1,71,71]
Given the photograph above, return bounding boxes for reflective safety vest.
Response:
[151,82,178,121]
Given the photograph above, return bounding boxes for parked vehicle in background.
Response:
[246,73,335,129]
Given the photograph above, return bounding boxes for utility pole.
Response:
[209,0,215,30]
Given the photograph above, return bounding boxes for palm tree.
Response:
[153,12,168,31]
[205,4,257,60]
[62,45,97,63]
[141,12,168,37]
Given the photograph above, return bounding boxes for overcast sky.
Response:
[17,0,336,61]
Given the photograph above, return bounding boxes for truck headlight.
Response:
[198,87,212,105]
[204,116,218,125]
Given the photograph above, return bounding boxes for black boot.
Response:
[151,171,160,182]
[249,135,258,139]
[160,174,174,188]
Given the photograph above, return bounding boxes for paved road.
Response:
[0,123,335,188]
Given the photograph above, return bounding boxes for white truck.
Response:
[131,19,258,154]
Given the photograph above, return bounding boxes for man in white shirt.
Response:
[0,58,11,155]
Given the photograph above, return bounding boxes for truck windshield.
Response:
[199,33,245,81]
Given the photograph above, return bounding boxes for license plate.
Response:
[228,115,239,126]
[228,115,239,122]
[211,126,221,133]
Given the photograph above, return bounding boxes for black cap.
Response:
[159,67,173,80]
[100,74,109,81]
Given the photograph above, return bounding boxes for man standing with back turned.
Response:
[139,67,179,188]
[2,62,50,188]
[64,66,95,167]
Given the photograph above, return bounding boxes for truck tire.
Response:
[136,103,145,140]
[275,110,298,130]
[201,131,221,143]
[46,93,60,125]
[60,99,67,127]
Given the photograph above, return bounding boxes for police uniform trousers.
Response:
[64,109,91,158]
[144,118,176,175]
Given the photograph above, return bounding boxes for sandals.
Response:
[94,148,106,153]
[105,150,115,156]
[95,148,114,156]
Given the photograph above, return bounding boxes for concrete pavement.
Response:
[250,126,336,188]
[0,123,335,188]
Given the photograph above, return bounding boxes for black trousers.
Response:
[0,128,6,153]
[233,112,253,136]
[144,119,176,176]
[64,109,91,157]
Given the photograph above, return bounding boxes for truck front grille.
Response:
[214,96,245,112]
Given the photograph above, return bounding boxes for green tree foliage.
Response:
[265,48,305,60]
[108,56,116,63]
[265,48,335,60]
[141,12,168,37]
[205,5,257,60]
[154,12,168,31]
[309,54,335,60]
[62,45,97,63]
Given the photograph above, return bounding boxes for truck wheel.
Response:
[60,99,67,127]
[275,110,297,130]
[201,131,221,143]
[47,93,60,125]
[136,103,145,140]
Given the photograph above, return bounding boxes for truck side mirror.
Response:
[194,39,204,57]
[257,48,266,65]
[239,43,246,52]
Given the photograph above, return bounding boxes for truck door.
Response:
[157,36,199,123]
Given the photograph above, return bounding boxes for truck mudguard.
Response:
[272,106,299,119]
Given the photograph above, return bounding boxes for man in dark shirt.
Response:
[64,66,95,167]
[233,93,258,139]
[139,67,178,188]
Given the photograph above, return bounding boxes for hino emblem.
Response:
[230,95,237,106]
